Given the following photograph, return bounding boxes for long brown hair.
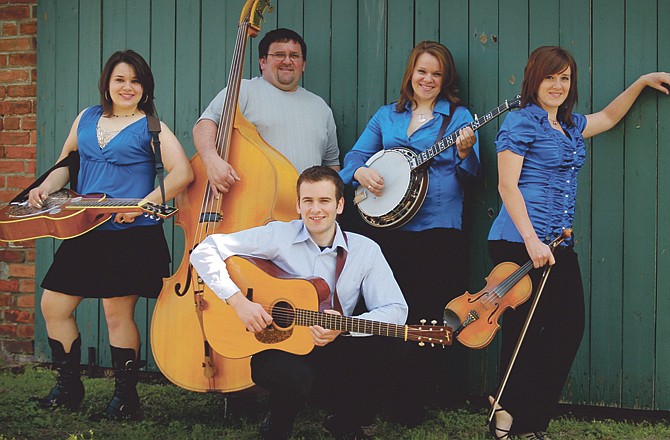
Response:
[521,46,578,126]
[98,50,156,117]
[396,41,461,112]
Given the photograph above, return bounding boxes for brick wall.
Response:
[0,0,38,363]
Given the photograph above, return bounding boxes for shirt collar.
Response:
[402,97,452,116]
[524,103,551,122]
[292,221,348,253]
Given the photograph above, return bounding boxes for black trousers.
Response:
[367,227,470,406]
[251,336,395,427]
[488,240,585,433]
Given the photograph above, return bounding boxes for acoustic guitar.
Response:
[201,255,452,359]
[0,188,177,242]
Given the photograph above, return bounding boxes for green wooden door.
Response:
[36,0,670,410]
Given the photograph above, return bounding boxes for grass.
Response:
[1,365,670,440]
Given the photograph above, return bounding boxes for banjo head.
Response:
[355,149,413,217]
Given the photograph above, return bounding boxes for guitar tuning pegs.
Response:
[420,319,426,325]
[431,320,437,325]
[418,341,425,347]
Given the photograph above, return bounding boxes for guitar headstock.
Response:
[241,0,273,32]
[139,201,178,219]
[406,319,453,347]
[508,94,522,110]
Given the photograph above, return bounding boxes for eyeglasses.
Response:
[266,52,303,62]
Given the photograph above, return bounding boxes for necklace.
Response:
[414,112,430,123]
[548,118,559,126]
[112,112,136,118]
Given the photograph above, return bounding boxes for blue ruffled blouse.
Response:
[488,103,587,245]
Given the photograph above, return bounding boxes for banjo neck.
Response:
[410,95,521,170]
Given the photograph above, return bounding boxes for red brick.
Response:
[8,263,34,278]
[4,145,35,159]
[0,86,5,98]
[2,339,33,354]
[16,293,34,308]
[16,323,34,338]
[0,100,31,114]
[21,115,35,130]
[2,22,17,36]
[19,21,36,35]
[0,69,30,84]
[0,131,30,145]
[0,160,26,173]
[8,53,36,67]
[2,116,20,130]
[0,5,30,20]
[18,278,34,293]
[7,174,35,189]
[0,323,17,337]
[0,36,32,52]
[0,292,11,305]
[4,309,33,323]
[0,249,25,263]
[7,84,35,97]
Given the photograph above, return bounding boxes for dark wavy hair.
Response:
[297,166,344,201]
[521,46,578,126]
[396,40,461,112]
[98,49,156,117]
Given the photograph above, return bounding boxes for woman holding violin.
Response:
[487,46,670,439]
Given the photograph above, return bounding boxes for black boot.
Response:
[35,335,84,410]
[105,346,142,420]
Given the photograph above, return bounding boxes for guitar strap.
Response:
[324,231,348,315]
[13,115,166,205]
[146,115,166,205]
[435,102,455,143]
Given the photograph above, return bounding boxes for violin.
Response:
[443,229,572,349]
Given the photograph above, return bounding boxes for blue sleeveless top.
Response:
[76,105,159,230]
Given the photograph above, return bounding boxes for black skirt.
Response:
[41,224,171,298]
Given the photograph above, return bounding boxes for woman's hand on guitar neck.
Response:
[226,291,273,333]
[354,166,385,197]
[310,309,342,346]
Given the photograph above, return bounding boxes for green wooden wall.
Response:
[35,0,670,410]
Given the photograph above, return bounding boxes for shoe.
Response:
[518,432,549,440]
[33,336,84,410]
[260,410,292,440]
[323,413,369,440]
[104,346,142,420]
[488,408,512,440]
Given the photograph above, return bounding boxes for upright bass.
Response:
[151,0,299,393]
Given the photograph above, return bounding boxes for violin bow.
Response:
[487,228,573,424]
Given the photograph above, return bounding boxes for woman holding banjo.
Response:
[340,40,480,420]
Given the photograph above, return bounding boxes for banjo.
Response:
[353,95,521,228]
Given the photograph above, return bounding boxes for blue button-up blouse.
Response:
[340,98,481,231]
[488,103,587,245]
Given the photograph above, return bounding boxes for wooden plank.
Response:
[330,0,358,156]
[621,0,658,409]
[559,0,592,406]
[303,0,331,102]
[414,0,439,43]
[386,0,413,104]
[656,0,670,411]
[589,0,626,408]
[34,0,58,362]
[529,0,559,48]
[356,0,386,137]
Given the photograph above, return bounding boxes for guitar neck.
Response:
[411,100,515,170]
[295,309,451,346]
[297,309,406,338]
[66,198,145,210]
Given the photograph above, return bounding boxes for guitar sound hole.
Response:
[271,301,295,329]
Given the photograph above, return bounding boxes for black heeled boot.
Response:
[105,346,142,420]
[35,335,85,410]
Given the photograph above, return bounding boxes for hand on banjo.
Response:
[456,127,476,159]
[354,166,385,197]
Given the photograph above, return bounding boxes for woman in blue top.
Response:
[487,46,670,440]
[340,40,480,420]
[28,50,193,419]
